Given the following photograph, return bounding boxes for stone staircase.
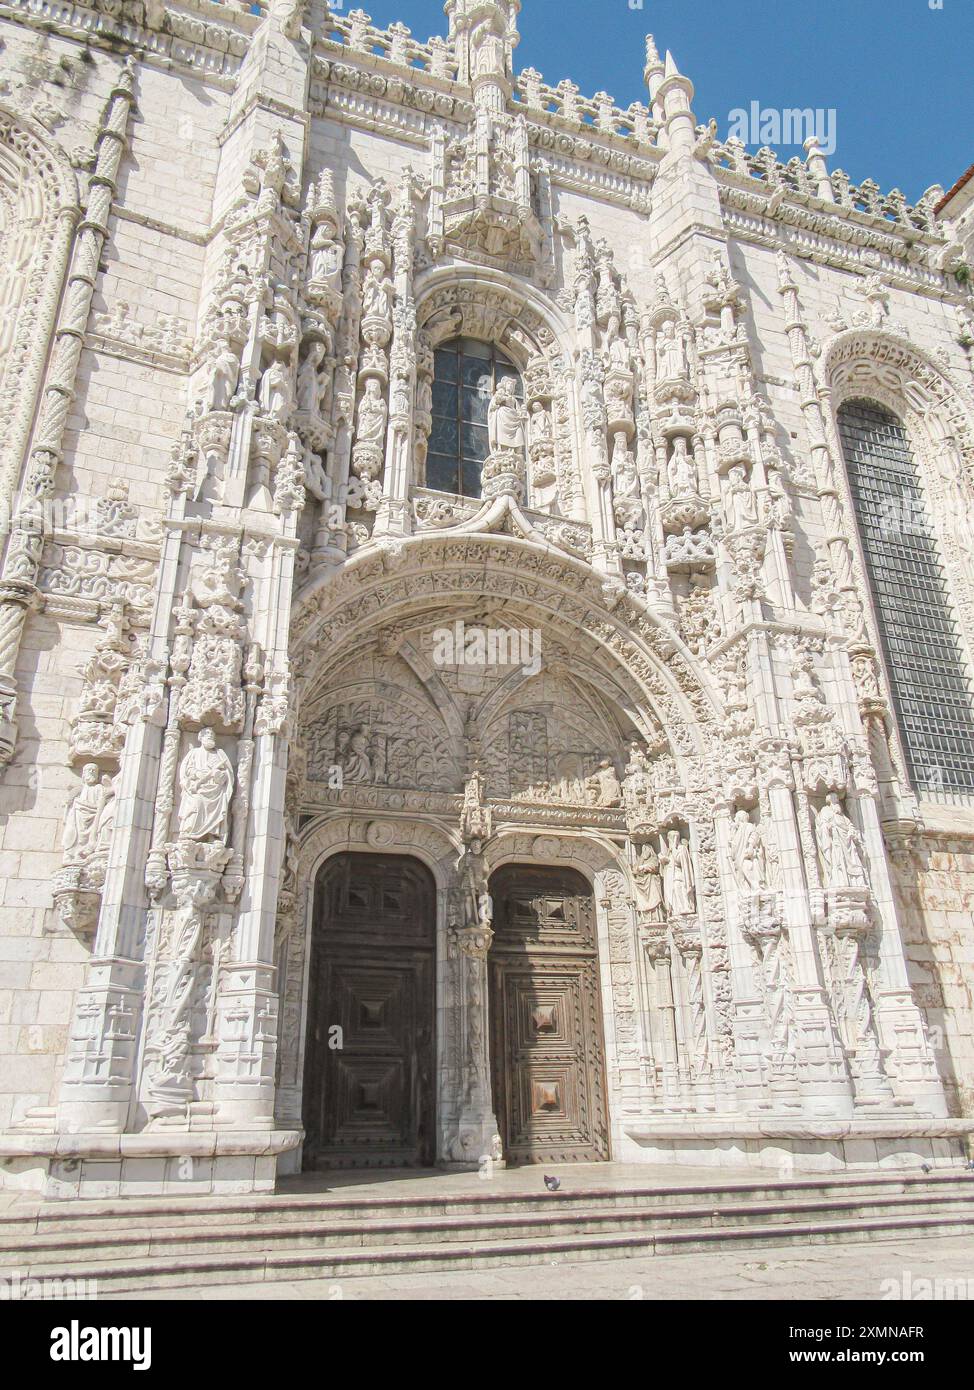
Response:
[5,1170,974,1295]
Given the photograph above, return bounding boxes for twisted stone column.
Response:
[0,60,137,765]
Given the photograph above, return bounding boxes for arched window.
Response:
[837,399,974,797]
[427,337,520,498]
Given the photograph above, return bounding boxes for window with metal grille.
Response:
[427,338,520,499]
[837,398,974,798]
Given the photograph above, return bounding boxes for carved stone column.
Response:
[761,748,855,1115]
[447,922,502,1168]
[638,919,683,1108]
[0,61,136,765]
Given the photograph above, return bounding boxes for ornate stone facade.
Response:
[0,0,973,1196]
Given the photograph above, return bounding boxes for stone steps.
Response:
[6,1172,974,1294]
[2,1169,965,1235]
[7,1190,974,1267]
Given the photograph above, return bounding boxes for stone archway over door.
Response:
[303,853,436,1169]
[489,865,609,1165]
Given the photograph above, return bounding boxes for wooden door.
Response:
[489,865,609,1165]
[303,853,436,1169]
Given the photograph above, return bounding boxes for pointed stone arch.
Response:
[819,327,974,704]
[291,531,723,778]
[415,263,570,366]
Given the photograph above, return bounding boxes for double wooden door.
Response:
[489,865,610,1165]
[303,853,436,1169]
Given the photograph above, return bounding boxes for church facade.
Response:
[2,0,974,1198]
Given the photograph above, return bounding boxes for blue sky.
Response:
[338,0,974,203]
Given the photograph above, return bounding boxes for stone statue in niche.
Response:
[766,466,792,527]
[461,768,493,842]
[94,773,118,855]
[633,840,665,919]
[814,793,869,890]
[457,836,490,931]
[416,372,433,421]
[176,729,234,846]
[660,829,696,916]
[62,764,106,863]
[309,223,344,292]
[730,809,768,894]
[528,401,556,486]
[472,18,505,78]
[296,341,329,416]
[605,313,631,369]
[487,377,527,454]
[529,401,553,448]
[355,379,388,450]
[258,359,293,420]
[611,433,641,518]
[361,259,394,322]
[623,744,654,815]
[725,464,758,530]
[655,320,687,381]
[666,436,696,495]
[208,337,240,412]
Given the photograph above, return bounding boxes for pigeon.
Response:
[921,1163,932,1174]
[965,1159,974,1173]
[544,1174,561,1192]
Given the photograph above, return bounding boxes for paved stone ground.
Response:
[117,1235,974,1301]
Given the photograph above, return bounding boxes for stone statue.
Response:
[588,758,623,807]
[457,836,489,930]
[340,725,373,784]
[361,260,394,321]
[355,379,388,448]
[309,225,343,290]
[487,376,527,454]
[667,436,695,495]
[606,317,630,369]
[528,401,552,446]
[611,433,640,505]
[766,466,792,527]
[655,320,686,380]
[461,768,492,841]
[623,743,652,811]
[258,359,293,420]
[209,337,240,412]
[296,341,327,416]
[660,828,696,916]
[472,18,505,79]
[633,840,665,918]
[725,464,758,530]
[814,793,869,890]
[730,809,767,894]
[62,764,105,862]
[477,888,494,929]
[94,773,119,855]
[176,729,234,845]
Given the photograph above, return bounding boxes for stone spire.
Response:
[643,33,665,101]
[656,47,698,156]
[444,0,521,107]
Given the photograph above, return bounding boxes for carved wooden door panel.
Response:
[303,853,436,1169]
[489,865,609,1165]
